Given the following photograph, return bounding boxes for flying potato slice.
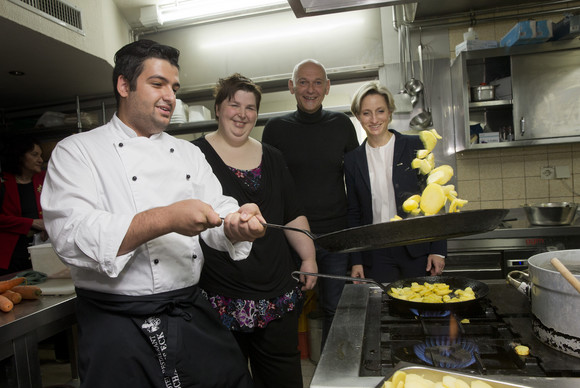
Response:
[416,149,430,159]
[420,183,446,215]
[449,198,469,213]
[427,153,435,169]
[411,158,433,175]
[430,128,442,139]
[419,130,438,152]
[402,195,421,213]
[427,165,454,185]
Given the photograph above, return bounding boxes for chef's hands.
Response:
[351,264,366,284]
[168,199,223,236]
[427,254,445,276]
[222,203,266,243]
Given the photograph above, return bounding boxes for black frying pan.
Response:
[314,209,508,253]
[385,275,490,311]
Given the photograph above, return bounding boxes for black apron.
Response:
[75,286,254,388]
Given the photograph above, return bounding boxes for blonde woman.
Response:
[345,80,446,283]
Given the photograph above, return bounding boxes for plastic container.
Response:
[463,27,478,41]
[28,243,70,278]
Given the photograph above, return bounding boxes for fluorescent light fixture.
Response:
[200,17,364,49]
[155,0,289,25]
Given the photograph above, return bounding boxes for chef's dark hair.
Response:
[213,73,262,118]
[112,39,180,108]
[0,136,42,176]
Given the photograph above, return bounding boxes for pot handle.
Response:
[506,270,531,297]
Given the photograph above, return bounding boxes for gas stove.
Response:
[310,280,580,388]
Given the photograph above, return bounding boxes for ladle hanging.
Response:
[404,25,423,97]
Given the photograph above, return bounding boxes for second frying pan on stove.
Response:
[385,275,490,311]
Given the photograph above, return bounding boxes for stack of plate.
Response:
[170,99,188,123]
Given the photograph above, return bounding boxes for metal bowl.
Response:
[523,202,578,226]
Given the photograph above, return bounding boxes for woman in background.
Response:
[344,81,446,283]
[192,73,317,388]
[0,136,48,276]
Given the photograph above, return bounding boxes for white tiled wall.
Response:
[456,144,580,210]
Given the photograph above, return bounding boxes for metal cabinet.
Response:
[512,49,580,141]
[451,39,580,151]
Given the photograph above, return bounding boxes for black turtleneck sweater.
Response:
[262,107,359,234]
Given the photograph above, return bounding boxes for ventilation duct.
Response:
[8,0,84,35]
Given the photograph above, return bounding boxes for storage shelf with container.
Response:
[451,17,580,152]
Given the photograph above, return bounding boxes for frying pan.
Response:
[265,209,508,253]
[291,272,490,312]
[385,275,490,311]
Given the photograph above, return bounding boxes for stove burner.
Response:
[414,337,479,369]
[410,308,451,318]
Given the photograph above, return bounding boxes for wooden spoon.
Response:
[550,257,580,294]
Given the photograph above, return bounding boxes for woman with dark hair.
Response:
[193,73,317,388]
[0,136,47,276]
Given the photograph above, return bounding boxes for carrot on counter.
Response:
[0,277,26,293]
[0,294,14,312]
[10,285,42,300]
[1,289,22,304]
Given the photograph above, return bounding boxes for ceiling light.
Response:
[141,0,290,27]
[201,17,364,49]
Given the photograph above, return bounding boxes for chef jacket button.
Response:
[192,254,197,259]
[153,259,159,265]
[170,148,175,153]
[186,174,191,180]
[132,176,137,181]
[119,143,124,147]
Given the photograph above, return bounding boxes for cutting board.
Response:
[38,278,76,295]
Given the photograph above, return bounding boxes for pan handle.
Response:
[506,270,531,297]
[291,271,390,294]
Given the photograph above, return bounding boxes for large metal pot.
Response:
[507,249,580,358]
[523,202,578,226]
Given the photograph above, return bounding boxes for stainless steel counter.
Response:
[0,293,78,387]
[310,284,580,388]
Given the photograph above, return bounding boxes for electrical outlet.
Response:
[541,167,555,180]
[555,165,571,179]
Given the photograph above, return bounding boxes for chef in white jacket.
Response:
[41,39,265,388]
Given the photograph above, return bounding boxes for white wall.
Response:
[0,0,130,67]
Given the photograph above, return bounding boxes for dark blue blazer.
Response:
[344,129,447,267]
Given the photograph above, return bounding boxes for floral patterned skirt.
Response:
[202,286,303,332]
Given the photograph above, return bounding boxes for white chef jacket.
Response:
[41,114,251,295]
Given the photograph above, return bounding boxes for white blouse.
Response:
[365,136,397,224]
[42,115,250,295]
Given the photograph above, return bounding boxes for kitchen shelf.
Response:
[451,38,580,151]
[469,99,512,109]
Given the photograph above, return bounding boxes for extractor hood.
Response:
[287,0,569,21]
[287,0,416,18]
